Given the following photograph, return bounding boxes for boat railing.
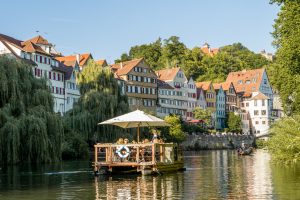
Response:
[94,142,181,166]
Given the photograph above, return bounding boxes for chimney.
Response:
[120,62,123,69]
[76,54,80,64]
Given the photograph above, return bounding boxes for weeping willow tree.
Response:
[64,61,129,145]
[0,56,64,165]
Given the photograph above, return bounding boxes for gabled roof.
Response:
[195,81,212,91]
[56,53,92,67]
[21,40,50,55]
[26,35,49,45]
[213,83,222,90]
[0,33,22,47]
[96,59,108,66]
[155,67,181,81]
[218,82,232,91]
[111,58,144,75]
[226,68,265,94]
[157,79,174,90]
[250,92,269,100]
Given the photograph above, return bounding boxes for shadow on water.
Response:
[0,150,300,199]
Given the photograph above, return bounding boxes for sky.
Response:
[1,0,279,63]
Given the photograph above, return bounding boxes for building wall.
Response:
[65,71,80,112]
[196,89,207,109]
[242,97,270,135]
[157,88,187,119]
[225,84,237,113]
[259,71,273,110]
[121,61,158,114]
[187,78,197,120]
[215,88,226,130]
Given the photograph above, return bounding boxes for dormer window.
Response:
[238,80,243,84]
[246,80,251,84]
[264,79,267,84]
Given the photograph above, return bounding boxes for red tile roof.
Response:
[21,40,50,55]
[111,58,144,75]
[95,59,107,66]
[26,35,49,45]
[201,43,219,56]
[213,83,222,90]
[226,68,265,94]
[155,67,181,81]
[56,53,92,67]
[195,81,212,91]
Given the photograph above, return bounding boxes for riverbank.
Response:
[181,134,255,150]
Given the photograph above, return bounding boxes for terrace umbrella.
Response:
[98,110,170,143]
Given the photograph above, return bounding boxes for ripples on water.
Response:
[0,150,300,199]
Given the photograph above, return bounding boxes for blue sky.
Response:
[1,0,279,63]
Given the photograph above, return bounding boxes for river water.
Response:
[0,150,300,200]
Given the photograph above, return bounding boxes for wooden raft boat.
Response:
[93,142,184,175]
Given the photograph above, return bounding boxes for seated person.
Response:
[116,138,124,144]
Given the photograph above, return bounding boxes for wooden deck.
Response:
[93,142,184,175]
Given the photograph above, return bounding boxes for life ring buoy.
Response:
[116,145,130,158]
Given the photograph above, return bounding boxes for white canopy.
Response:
[98,110,170,128]
[98,110,170,142]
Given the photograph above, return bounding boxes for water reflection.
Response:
[1,150,300,199]
[95,173,184,199]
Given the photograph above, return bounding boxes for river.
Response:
[0,150,300,200]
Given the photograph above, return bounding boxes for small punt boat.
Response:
[237,147,253,156]
[93,142,184,175]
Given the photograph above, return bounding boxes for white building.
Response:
[0,34,67,114]
[156,67,188,120]
[240,92,271,136]
[187,77,197,121]
[196,87,207,109]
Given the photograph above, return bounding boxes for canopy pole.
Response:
[137,124,140,143]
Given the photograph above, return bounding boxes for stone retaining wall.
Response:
[181,134,255,150]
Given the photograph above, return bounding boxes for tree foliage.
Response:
[115,37,268,82]
[64,61,130,145]
[268,115,300,164]
[193,107,212,126]
[162,115,186,143]
[0,57,64,165]
[226,112,242,133]
[268,0,300,115]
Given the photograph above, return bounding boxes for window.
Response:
[262,121,266,125]
[246,80,250,84]
[246,103,249,107]
[262,100,265,106]
[254,100,257,106]
[254,110,259,115]
[264,79,267,84]
[53,72,56,80]
[261,110,266,115]
[49,71,51,79]
[255,121,259,125]
[58,74,61,81]
[40,56,42,63]
[238,80,243,84]
[67,97,70,104]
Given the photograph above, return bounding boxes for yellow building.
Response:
[195,81,216,112]
[111,58,158,114]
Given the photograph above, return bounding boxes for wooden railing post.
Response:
[136,146,140,163]
[94,145,98,172]
[152,143,155,164]
[160,144,163,163]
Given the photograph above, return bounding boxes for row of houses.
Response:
[0,33,282,136]
[111,58,279,136]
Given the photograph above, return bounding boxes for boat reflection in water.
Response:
[94,173,184,199]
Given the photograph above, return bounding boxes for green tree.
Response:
[64,61,130,145]
[162,115,186,143]
[269,0,300,115]
[129,38,163,69]
[226,112,242,133]
[193,107,212,126]
[0,57,64,165]
[267,115,300,164]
